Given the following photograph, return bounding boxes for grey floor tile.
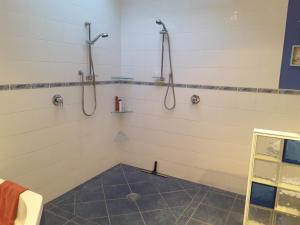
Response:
[101,166,127,185]
[75,201,108,219]
[104,184,131,200]
[176,179,203,190]
[226,212,244,225]
[58,203,75,215]
[153,178,183,193]
[125,171,152,183]
[136,194,168,211]
[43,164,243,225]
[186,189,199,198]
[44,203,56,210]
[130,182,158,195]
[76,190,105,203]
[40,211,68,225]
[236,194,246,200]
[106,198,139,216]
[47,205,75,220]
[162,190,192,207]
[209,187,237,198]
[64,222,78,225]
[76,180,102,193]
[142,209,176,225]
[232,199,245,214]
[110,213,144,225]
[193,204,228,225]
[202,191,235,211]
[175,205,197,225]
[170,206,185,218]
[121,164,140,173]
[187,219,207,225]
[52,191,76,206]
[91,217,111,225]
[70,216,100,225]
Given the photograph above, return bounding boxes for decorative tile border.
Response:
[117,80,300,95]
[1,80,300,96]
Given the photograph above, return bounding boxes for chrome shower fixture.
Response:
[156,19,176,110]
[86,33,109,45]
[79,22,109,116]
[156,19,168,33]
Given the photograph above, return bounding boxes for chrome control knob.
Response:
[53,95,63,108]
[191,95,200,104]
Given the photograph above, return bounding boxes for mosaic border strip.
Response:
[1,80,300,95]
[117,80,300,95]
[0,81,115,91]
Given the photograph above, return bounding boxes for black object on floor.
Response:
[141,161,168,178]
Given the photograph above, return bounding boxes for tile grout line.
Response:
[120,164,147,225]
[183,190,210,225]
[157,191,178,220]
[173,188,203,225]
[101,181,112,225]
[223,194,238,225]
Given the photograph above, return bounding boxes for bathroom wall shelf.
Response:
[111,111,133,114]
[111,76,134,80]
[244,129,300,225]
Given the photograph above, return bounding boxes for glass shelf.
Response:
[111,111,133,114]
[111,76,134,80]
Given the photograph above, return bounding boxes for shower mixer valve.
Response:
[53,95,64,108]
[191,95,200,104]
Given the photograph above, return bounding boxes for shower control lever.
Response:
[53,95,64,108]
[191,95,200,104]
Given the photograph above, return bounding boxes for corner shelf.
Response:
[111,76,134,81]
[111,111,133,114]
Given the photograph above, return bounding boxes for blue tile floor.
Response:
[41,164,245,225]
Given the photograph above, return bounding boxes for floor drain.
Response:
[127,193,141,202]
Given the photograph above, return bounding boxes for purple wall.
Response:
[279,0,300,90]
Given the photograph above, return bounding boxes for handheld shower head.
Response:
[87,33,109,45]
[156,19,167,32]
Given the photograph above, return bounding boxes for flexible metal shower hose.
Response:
[163,34,176,110]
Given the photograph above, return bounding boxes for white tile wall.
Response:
[0,0,297,200]
[118,0,296,194]
[0,0,122,202]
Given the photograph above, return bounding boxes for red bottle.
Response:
[115,96,119,112]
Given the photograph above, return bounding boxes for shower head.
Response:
[156,19,167,32]
[87,33,109,45]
